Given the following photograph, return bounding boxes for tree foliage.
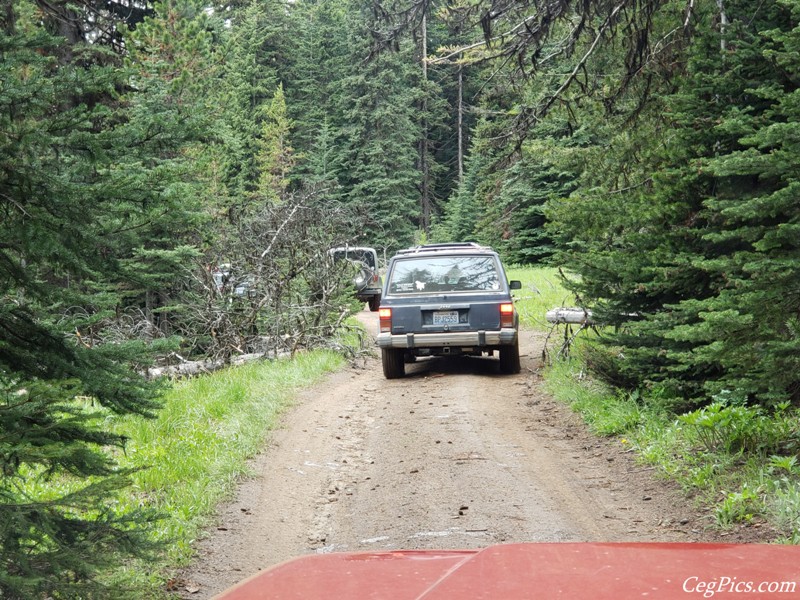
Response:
[545,0,800,408]
[0,1,185,596]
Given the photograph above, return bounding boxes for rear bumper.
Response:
[376,329,517,349]
[355,286,382,300]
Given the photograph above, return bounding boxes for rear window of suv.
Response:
[330,248,377,270]
[387,256,502,295]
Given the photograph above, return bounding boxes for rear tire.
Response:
[382,348,405,379]
[499,339,521,374]
[368,295,381,312]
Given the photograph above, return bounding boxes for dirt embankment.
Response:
[175,310,767,599]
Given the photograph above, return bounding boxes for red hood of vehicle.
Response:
[215,542,800,599]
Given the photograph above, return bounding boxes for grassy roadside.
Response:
[106,349,347,597]
[511,266,800,544]
[506,266,572,329]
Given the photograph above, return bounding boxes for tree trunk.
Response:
[716,0,728,52]
[457,64,464,184]
[418,12,432,232]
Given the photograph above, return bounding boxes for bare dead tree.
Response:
[27,0,155,56]
[173,192,373,364]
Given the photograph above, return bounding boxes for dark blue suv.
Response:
[376,243,522,378]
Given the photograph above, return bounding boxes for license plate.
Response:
[433,310,459,326]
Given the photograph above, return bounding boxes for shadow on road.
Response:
[402,354,513,378]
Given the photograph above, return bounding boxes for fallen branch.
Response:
[146,350,290,380]
[545,307,594,325]
[543,307,597,363]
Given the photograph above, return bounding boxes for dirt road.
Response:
[175,310,745,598]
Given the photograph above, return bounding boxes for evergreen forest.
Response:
[2,0,800,596]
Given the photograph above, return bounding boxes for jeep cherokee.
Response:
[376,243,522,378]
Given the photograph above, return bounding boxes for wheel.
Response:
[352,261,373,291]
[499,339,521,374]
[368,295,381,312]
[382,348,405,379]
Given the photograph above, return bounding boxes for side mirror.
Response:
[509,280,522,290]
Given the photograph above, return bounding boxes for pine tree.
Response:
[548,0,800,408]
[433,142,490,243]
[656,0,800,405]
[0,3,176,596]
[214,0,283,200]
[255,84,295,203]
[280,0,350,197]
[285,0,476,250]
[0,0,231,593]
[338,42,422,249]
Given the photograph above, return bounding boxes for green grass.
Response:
[542,338,800,541]
[105,350,346,596]
[544,358,643,436]
[509,266,800,542]
[541,343,656,439]
[506,266,576,331]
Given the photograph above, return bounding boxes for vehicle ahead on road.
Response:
[376,243,522,378]
[328,246,382,312]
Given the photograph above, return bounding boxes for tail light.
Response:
[379,307,392,333]
[500,303,515,328]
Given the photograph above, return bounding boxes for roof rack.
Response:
[395,242,489,256]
